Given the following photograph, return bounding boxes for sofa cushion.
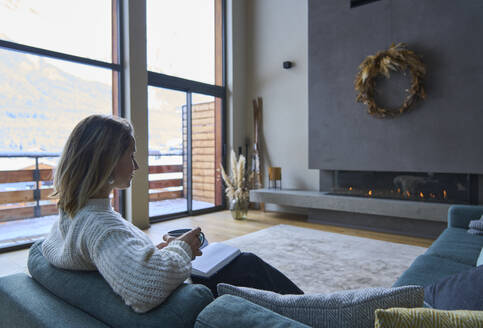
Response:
[425,228,483,265]
[195,294,310,328]
[427,228,483,264]
[217,283,423,328]
[424,266,483,310]
[28,241,214,328]
[0,273,109,328]
[392,254,472,287]
[374,308,483,328]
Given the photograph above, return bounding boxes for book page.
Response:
[191,243,241,278]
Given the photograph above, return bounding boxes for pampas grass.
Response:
[220,150,252,201]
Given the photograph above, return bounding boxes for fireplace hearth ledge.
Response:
[250,188,452,222]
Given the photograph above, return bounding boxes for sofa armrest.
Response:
[28,241,214,328]
[448,205,483,229]
[0,273,109,328]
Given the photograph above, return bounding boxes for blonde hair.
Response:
[53,115,134,218]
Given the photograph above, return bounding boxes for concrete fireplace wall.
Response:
[309,0,483,174]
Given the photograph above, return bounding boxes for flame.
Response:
[368,190,373,196]
[419,192,424,198]
[349,186,353,191]
[443,190,447,199]
[397,188,401,193]
[405,191,410,197]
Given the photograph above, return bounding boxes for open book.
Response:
[191,243,241,278]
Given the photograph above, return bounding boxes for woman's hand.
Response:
[178,227,203,259]
[156,234,176,250]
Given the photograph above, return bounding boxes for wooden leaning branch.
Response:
[251,97,264,210]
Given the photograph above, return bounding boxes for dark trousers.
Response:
[191,252,304,297]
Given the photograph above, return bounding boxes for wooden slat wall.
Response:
[149,165,183,174]
[149,179,183,189]
[0,204,58,222]
[0,169,52,183]
[149,191,184,201]
[191,102,216,204]
[0,188,55,205]
[0,206,36,221]
[0,167,56,221]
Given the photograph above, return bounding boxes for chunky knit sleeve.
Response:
[91,228,193,313]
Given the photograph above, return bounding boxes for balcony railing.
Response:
[0,152,58,221]
[0,152,185,222]
[148,162,184,201]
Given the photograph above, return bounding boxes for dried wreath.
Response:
[354,43,426,118]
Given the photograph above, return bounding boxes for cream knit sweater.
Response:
[41,199,193,313]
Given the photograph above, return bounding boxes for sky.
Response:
[147,0,214,84]
[0,0,215,84]
[0,0,111,83]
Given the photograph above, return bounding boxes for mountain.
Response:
[0,50,184,155]
[0,50,111,153]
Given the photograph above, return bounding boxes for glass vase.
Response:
[229,198,248,220]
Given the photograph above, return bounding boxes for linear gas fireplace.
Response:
[330,171,478,204]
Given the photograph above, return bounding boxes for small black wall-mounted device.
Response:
[283,61,292,69]
[350,0,382,8]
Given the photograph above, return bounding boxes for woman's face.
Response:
[112,141,139,189]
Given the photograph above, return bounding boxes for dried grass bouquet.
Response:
[220,150,253,202]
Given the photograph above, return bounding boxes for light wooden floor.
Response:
[145,209,434,247]
[0,209,434,277]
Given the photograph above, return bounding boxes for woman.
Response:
[42,115,302,314]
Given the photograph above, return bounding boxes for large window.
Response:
[147,0,217,85]
[0,0,121,250]
[0,0,227,249]
[147,0,225,221]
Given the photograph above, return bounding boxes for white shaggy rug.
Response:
[222,224,427,294]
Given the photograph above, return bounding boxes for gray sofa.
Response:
[393,204,483,288]
[0,241,306,328]
[1,205,482,327]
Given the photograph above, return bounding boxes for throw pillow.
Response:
[424,265,483,310]
[477,247,483,266]
[217,283,423,328]
[375,308,483,328]
[468,217,483,235]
